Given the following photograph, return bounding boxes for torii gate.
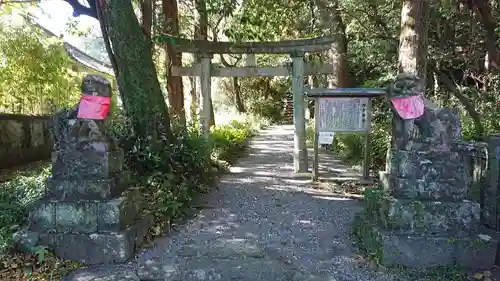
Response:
[155,35,336,173]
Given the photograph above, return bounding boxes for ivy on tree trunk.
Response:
[163,0,186,124]
[64,0,173,143]
[101,0,173,141]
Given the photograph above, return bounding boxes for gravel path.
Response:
[135,125,397,281]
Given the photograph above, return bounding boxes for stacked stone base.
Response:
[356,147,497,269]
[37,213,152,264]
[357,213,497,269]
[17,145,153,265]
[373,227,496,268]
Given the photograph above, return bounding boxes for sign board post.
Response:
[308,88,385,182]
[312,98,320,181]
[362,98,373,180]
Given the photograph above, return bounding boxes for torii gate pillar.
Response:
[291,53,308,173]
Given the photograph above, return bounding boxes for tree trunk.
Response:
[163,0,186,124]
[194,0,215,127]
[233,77,245,113]
[103,0,172,141]
[432,67,485,139]
[392,0,430,150]
[189,76,199,122]
[140,0,153,40]
[314,0,349,88]
[474,0,499,72]
[398,0,430,86]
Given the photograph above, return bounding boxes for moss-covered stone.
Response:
[380,198,480,235]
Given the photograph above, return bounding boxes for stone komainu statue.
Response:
[388,73,461,152]
[50,74,115,152]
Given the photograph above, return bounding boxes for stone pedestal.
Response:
[355,74,497,269]
[15,75,152,265]
[361,145,497,269]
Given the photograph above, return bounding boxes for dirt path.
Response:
[130,125,395,281]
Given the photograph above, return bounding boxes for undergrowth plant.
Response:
[106,113,259,234]
[0,112,262,280]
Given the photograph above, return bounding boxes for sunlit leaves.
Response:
[0,24,80,115]
[223,0,315,41]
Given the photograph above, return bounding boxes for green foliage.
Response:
[0,164,49,253]
[331,133,365,165]
[219,75,289,124]
[0,24,81,115]
[210,120,256,164]
[106,111,256,233]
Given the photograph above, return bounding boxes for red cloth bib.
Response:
[77,95,111,120]
[390,94,425,120]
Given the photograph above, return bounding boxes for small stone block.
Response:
[43,215,152,265]
[138,257,179,281]
[29,200,56,232]
[380,233,452,268]
[391,177,468,201]
[51,150,123,180]
[379,231,497,269]
[55,202,98,233]
[12,228,39,253]
[382,198,480,235]
[51,229,135,264]
[46,173,129,201]
[97,190,144,232]
[391,150,465,181]
[454,234,497,269]
[63,265,139,281]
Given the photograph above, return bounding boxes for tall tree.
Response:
[398,0,430,85]
[64,0,173,142]
[163,0,186,123]
[314,0,349,88]
[473,0,499,72]
[140,0,154,40]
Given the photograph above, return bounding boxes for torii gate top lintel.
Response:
[161,34,333,174]
[153,35,335,54]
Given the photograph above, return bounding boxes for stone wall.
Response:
[0,114,52,169]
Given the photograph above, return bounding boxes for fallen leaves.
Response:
[0,251,81,281]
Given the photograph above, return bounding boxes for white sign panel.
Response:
[318,98,370,132]
[318,132,335,144]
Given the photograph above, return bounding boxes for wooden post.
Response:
[200,55,212,136]
[362,98,373,182]
[312,97,320,181]
[246,54,256,66]
[291,54,308,173]
[485,135,500,229]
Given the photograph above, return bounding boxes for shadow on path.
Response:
[135,125,396,281]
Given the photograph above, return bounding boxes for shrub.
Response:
[106,115,258,234]
[0,164,49,253]
[210,121,256,164]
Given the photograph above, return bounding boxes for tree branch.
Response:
[1,0,41,4]
[429,62,485,139]
[63,0,97,19]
